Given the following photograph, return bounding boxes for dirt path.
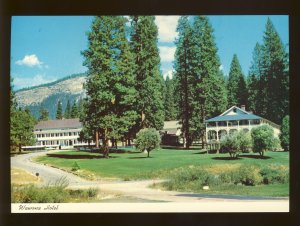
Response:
[11,150,289,203]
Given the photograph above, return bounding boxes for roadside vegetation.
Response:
[11,172,99,203]
[34,148,289,197]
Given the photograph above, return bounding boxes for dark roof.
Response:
[35,118,82,130]
[206,106,262,122]
[206,114,261,122]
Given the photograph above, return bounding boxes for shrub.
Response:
[12,184,70,203]
[236,165,263,186]
[71,161,80,171]
[220,134,239,157]
[69,188,98,199]
[279,115,289,151]
[260,166,289,184]
[220,130,251,158]
[251,125,279,156]
[136,128,161,157]
[236,130,252,153]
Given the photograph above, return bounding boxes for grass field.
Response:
[35,148,289,179]
[11,168,42,185]
[34,148,289,197]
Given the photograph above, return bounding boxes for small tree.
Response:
[236,130,252,153]
[56,100,63,119]
[251,125,279,156]
[135,128,161,157]
[220,130,252,158]
[280,115,289,151]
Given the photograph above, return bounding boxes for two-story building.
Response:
[31,118,92,149]
[205,105,280,142]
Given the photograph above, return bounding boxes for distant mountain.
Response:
[15,73,87,119]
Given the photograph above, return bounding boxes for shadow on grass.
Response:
[239,154,272,160]
[128,156,152,159]
[161,146,203,150]
[192,151,208,154]
[212,156,242,161]
[78,148,141,154]
[46,153,118,159]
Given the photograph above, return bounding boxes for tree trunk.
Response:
[19,144,22,153]
[141,111,145,129]
[103,128,109,158]
[147,150,150,157]
[95,130,99,148]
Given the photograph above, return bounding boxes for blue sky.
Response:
[11,15,288,90]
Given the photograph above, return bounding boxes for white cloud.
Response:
[163,70,174,80]
[16,54,44,67]
[219,65,224,71]
[159,46,176,62]
[155,16,180,42]
[13,74,56,90]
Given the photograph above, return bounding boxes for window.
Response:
[239,120,248,125]
[228,121,238,126]
[218,121,227,127]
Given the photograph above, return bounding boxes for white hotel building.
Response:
[205,106,281,142]
[33,118,90,148]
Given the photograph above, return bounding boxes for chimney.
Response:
[241,105,246,111]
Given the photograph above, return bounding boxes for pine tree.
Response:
[164,76,177,121]
[71,101,79,118]
[260,18,289,124]
[56,100,63,120]
[130,16,165,131]
[247,43,263,113]
[173,16,194,148]
[189,16,227,145]
[38,105,49,121]
[227,54,247,107]
[10,81,36,152]
[64,99,71,119]
[82,16,138,155]
[77,98,85,119]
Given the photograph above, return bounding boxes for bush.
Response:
[236,165,263,186]
[71,161,80,171]
[260,166,289,184]
[279,115,289,151]
[136,128,161,157]
[251,125,279,156]
[69,188,98,199]
[220,131,252,158]
[12,184,70,203]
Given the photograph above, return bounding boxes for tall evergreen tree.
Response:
[247,43,263,113]
[71,101,79,118]
[77,98,85,119]
[10,81,36,152]
[164,76,177,121]
[82,16,138,155]
[189,16,228,145]
[38,105,49,121]
[64,99,71,119]
[260,18,289,124]
[130,16,165,131]
[173,16,194,148]
[56,100,63,119]
[227,54,247,107]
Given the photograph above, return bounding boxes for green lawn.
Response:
[35,148,289,180]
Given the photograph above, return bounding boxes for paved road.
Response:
[11,150,289,203]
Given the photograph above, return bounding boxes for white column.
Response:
[216,122,219,141]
